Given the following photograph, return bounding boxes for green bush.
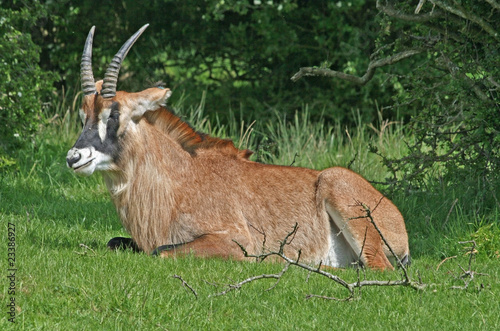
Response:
[369,1,500,210]
[471,223,500,259]
[0,2,57,149]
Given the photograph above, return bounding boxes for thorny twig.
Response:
[172,274,198,299]
[349,199,409,281]
[354,227,369,297]
[232,223,299,263]
[209,263,291,297]
[247,222,267,260]
[290,153,299,166]
[74,243,97,256]
[450,241,489,290]
[436,255,457,271]
[214,210,426,300]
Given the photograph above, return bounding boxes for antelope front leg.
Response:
[107,237,141,252]
[152,233,251,260]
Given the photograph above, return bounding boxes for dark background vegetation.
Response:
[1,0,499,219]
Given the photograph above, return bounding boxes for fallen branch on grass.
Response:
[74,243,97,256]
[172,274,198,299]
[436,255,457,271]
[211,202,426,301]
[172,207,488,299]
[450,241,489,291]
[210,263,291,297]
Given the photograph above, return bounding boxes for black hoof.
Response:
[107,237,140,252]
[400,254,412,267]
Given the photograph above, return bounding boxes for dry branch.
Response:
[291,49,424,85]
[74,243,97,256]
[376,0,442,22]
[415,0,427,14]
[436,255,457,271]
[294,0,499,86]
[450,241,489,290]
[172,274,198,299]
[349,198,409,277]
[429,0,499,40]
[210,263,291,297]
[213,204,426,301]
[379,0,499,41]
[247,222,268,260]
[485,0,500,10]
[208,210,489,300]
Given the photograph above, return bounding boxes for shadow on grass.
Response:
[1,171,126,252]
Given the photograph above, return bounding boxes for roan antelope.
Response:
[67,24,410,270]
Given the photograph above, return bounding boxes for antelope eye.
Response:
[110,109,120,120]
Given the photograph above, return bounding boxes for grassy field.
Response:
[1,98,499,329]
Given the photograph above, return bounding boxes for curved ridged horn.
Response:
[101,24,149,99]
[81,26,96,96]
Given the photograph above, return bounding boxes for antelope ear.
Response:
[131,88,172,120]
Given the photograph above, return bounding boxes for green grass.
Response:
[1,97,499,329]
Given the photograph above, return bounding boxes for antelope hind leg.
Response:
[326,206,394,270]
[152,233,251,260]
[318,167,409,270]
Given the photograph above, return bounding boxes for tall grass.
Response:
[173,95,409,182]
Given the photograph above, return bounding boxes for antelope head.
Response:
[66,24,172,176]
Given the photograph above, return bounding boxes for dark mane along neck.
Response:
[143,106,253,159]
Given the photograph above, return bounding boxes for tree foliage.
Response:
[288,1,499,206]
[372,1,499,202]
[32,0,401,123]
[0,1,57,149]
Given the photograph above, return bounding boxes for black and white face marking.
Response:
[67,101,122,176]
